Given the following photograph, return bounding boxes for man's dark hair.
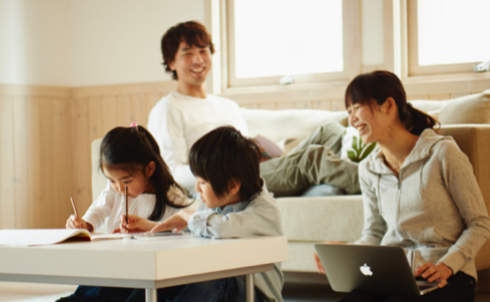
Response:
[161,21,215,80]
[189,126,262,201]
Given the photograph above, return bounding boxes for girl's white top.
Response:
[83,183,189,233]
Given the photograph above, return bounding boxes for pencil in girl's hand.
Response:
[70,197,79,218]
[125,186,129,226]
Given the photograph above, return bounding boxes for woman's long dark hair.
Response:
[345,70,439,135]
[99,125,186,221]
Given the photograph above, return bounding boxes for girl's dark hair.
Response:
[99,125,186,221]
[345,70,439,135]
[189,126,262,201]
[161,21,215,80]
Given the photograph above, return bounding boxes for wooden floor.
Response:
[1,280,490,302]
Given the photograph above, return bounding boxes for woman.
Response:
[316,71,490,302]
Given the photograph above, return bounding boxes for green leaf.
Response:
[352,136,358,152]
[359,142,377,161]
[347,150,357,161]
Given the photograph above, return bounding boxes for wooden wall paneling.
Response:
[88,96,104,142]
[0,95,15,229]
[13,95,29,228]
[240,103,258,109]
[71,97,92,215]
[311,100,332,110]
[331,99,346,111]
[130,93,147,127]
[294,101,312,109]
[28,96,42,228]
[258,103,276,110]
[406,95,430,101]
[39,96,56,228]
[428,94,450,101]
[117,95,131,127]
[449,93,467,99]
[275,102,294,110]
[144,93,160,125]
[53,97,73,228]
[102,95,118,135]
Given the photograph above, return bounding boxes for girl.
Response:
[66,123,189,234]
[316,71,490,302]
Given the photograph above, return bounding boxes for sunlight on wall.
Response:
[0,0,27,84]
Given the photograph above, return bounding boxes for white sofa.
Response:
[92,90,490,289]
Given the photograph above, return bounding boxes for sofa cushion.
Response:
[241,108,348,143]
[439,90,490,124]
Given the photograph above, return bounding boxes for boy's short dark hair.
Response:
[161,21,215,80]
[189,126,262,201]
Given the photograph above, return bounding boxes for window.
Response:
[408,0,490,76]
[224,0,360,88]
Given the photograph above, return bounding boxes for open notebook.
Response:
[0,229,132,246]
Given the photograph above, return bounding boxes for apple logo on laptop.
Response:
[360,264,373,276]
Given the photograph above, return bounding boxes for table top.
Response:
[0,236,287,282]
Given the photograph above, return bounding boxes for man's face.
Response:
[169,40,212,87]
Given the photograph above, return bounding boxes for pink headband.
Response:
[130,121,138,130]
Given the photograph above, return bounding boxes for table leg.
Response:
[145,288,157,302]
[245,273,254,302]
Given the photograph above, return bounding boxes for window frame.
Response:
[220,0,361,90]
[406,0,488,77]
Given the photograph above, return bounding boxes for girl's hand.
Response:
[415,262,453,288]
[150,209,196,233]
[120,215,157,234]
[66,215,94,232]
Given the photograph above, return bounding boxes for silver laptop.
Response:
[314,244,439,296]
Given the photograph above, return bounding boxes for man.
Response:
[148,21,360,196]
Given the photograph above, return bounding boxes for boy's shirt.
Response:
[188,185,284,302]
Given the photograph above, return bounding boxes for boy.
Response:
[148,126,284,302]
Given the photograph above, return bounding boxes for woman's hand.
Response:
[150,209,196,233]
[415,262,453,288]
[119,215,157,233]
[66,215,94,232]
[313,241,345,275]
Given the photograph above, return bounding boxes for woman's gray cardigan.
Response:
[356,129,490,280]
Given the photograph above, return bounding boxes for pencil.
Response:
[125,186,129,227]
[70,197,79,218]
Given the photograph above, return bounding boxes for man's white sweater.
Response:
[148,91,248,190]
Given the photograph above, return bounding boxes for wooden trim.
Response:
[0,84,72,97]
[72,81,177,98]
[406,0,487,77]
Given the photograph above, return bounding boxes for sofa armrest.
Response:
[439,125,490,271]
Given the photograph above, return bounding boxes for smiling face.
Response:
[347,101,383,145]
[102,162,155,198]
[168,40,212,89]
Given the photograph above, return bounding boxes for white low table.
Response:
[0,236,288,302]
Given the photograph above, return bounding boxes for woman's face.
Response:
[347,101,385,145]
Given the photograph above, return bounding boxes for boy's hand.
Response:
[415,262,453,288]
[66,215,94,232]
[120,215,157,234]
[150,209,196,233]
